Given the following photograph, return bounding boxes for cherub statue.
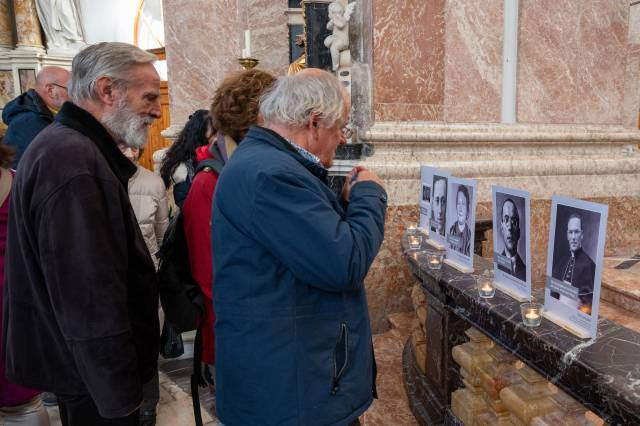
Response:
[323,1,356,71]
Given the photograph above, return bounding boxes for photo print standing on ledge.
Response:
[419,166,437,232]
[445,177,477,272]
[492,186,531,301]
[428,171,449,248]
[544,196,608,339]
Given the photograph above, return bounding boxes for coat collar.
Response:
[55,102,137,188]
[247,125,328,183]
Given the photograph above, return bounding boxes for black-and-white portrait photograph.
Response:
[492,187,531,301]
[422,184,430,203]
[545,196,608,339]
[495,193,527,281]
[446,182,474,257]
[550,205,600,314]
[430,174,448,238]
[420,166,436,230]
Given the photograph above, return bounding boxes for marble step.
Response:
[601,256,640,314]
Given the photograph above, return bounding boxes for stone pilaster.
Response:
[451,327,494,425]
[12,0,43,49]
[0,0,14,49]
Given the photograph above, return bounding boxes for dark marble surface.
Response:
[403,338,445,426]
[303,1,332,70]
[402,232,640,426]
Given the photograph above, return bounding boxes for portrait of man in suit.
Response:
[430,175,447,236]
[497,198,526,281]
[551,212,596,314]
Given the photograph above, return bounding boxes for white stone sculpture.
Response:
[35,0,86,54]
[324,1,356,71]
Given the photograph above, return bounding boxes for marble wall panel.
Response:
[247,0,289,76]
[0,70,14,108]
[517,0,579,124]
[375,103,442,122]
[629,4,640,44]
[442,0,502,123]
[373,0,445,122]
[365,206,418,333]
[517,0,629,125]
[163,0,240,125]
[575,0,628,125]
[623,44,640,128]
[0,0,14,48]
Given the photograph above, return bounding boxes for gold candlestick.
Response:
[239,57,259,70]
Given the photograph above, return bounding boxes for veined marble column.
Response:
[0,0,14,49]
[12,0,43,49]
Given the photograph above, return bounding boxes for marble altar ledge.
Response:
[403,235,640,425]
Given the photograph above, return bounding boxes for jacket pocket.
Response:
[331,322,349,395]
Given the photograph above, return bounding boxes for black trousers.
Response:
[57,394,139,426]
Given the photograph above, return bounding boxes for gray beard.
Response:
[102,98,153,149]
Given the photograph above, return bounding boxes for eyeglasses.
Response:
[51,83,68,91]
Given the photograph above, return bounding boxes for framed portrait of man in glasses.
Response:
[492,186,531,301]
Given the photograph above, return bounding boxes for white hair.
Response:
[259,70,345,128]
[69,42,156,103]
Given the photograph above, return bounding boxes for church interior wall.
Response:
[516,0,629,125]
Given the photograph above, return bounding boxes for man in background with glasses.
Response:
[1,66,70,167]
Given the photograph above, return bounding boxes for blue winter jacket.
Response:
[1,90,54,168]
[212,126,387,426]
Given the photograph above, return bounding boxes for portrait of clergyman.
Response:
[550,205,600,315]
[495,193,527,282]
[430,175,447,236]
[446,183,473,257]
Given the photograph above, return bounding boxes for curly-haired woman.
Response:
[182,68,276,388]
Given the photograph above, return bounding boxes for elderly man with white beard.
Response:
[3,42,161,426]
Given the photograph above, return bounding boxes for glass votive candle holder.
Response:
[476,276,496,298]
[406,224,418,235]
[521,302,543,327]
[426,251,445,270]
[408,234,422,250]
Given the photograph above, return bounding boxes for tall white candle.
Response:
[244,30,251,57]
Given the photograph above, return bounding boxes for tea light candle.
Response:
[477,278,495,298]
[407,224,418,235]
[426,252,444,270]
[408,235,422,249]
[521,302,543,327]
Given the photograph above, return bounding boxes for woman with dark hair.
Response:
[449,184,471,256]
[0,141,50,425]
[159,109,214,208]
[182,69,276,390]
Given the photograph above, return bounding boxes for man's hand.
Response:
[341,166,384,202]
